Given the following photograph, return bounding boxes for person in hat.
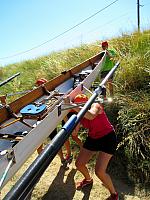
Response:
[100,41,117,98]
[66,94,89,149]
[65,94,118,200]
[35,78,48,86]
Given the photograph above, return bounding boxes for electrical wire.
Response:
[0,0,119,60]
[63,11,131,45]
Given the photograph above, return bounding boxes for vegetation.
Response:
[109,30,150,186]
[0,30,150,188]
[0,44,99,102]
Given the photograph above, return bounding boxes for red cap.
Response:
[36,78,48,86]
[101,41,108,47]
[73,94,88,103]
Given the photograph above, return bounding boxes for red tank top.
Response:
[80,110,114,139]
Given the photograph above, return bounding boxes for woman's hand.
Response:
[83,103,102,120]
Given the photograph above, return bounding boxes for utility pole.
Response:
[137,0,140,32]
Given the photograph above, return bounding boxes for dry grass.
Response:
[1,149,149,200]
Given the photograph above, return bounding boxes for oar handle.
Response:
[0,73,20,87]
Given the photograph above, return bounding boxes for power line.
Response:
[64,11,131,45]
[87,12,131,34]
[0,0,119,60]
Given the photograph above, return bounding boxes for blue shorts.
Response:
[83,131,117,155]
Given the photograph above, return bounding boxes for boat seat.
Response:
[73,70,92,88]
[20,104,47,116]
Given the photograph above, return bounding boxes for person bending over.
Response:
[66,95,118,200]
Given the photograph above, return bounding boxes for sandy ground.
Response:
[1,151,149,200]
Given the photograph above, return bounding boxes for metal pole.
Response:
[4,62,120,200]
[137,0,140,32]
[0,73,20,87]
[0,158,14,189]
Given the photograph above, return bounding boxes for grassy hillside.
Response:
[0,44,99,102]
[109,30,150,185]
[0,30,150,187]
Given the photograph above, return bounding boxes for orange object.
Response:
[36,78,48,86]
[73,94,88,103]
[101,41,108,47]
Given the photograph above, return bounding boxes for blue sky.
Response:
[0,0,149,66]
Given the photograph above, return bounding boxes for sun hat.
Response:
[101,41,108,47]
[36,78,48,86]
[73,94,88,103]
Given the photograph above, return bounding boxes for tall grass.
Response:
[115,92,150,184]
[113,31,150,93]
[0,43,99,102]
[0,30,150,185]
[112,30,150,185]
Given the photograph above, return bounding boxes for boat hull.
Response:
[0,52,106,188]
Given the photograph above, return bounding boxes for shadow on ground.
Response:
[42,164,93,200]
[41,154,149,200]
[42,166,76,200]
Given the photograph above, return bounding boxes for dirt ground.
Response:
[1,151,149,200]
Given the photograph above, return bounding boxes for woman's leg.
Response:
[107,79,113,97]
[95,151,116,194]
[37,144,43,154]
[57,149,65,162]
[72,124,83,148]
[75,147,95,180]
[64,139,71,157]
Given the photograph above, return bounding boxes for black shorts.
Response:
[62,112,76,126]
[83,131,117,155]
[67,112,76,118]
[101,70,113,79]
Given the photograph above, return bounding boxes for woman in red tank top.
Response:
[70,99,119,200]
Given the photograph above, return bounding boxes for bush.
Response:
[116,92,150,184]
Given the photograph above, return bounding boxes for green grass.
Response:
[109,30,150,185]
[0,43,99,102]
[0,29,150,186]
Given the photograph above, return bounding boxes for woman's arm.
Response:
[73,103,102,120]
[63,96,103,120]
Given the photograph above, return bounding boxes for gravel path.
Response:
[1,152,149,200]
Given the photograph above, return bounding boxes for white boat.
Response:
[0,51,106,189]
